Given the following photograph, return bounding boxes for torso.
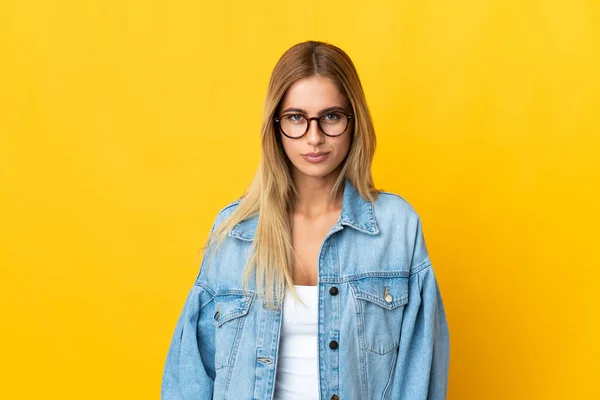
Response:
[290,208,341,285]
[273,284,319,399]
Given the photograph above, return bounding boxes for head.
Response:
[261,40,377,200]
[276,75,353,183]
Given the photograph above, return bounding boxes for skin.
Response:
[278,76,353,285]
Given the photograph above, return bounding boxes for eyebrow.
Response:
[280,106,348,115]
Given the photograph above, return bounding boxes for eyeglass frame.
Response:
[273,111,354,139]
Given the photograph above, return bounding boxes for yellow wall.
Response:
[1,1,598,398]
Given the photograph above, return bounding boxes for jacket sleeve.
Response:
[390,217,450,399]
[161,223,218,399]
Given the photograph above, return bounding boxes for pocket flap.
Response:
[212,292,254,327]
[349,276,409,310]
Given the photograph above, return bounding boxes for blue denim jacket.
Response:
[161,178,450,399]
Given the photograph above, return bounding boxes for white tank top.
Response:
[273,285,319,399]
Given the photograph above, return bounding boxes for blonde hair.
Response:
[203,40,379,308]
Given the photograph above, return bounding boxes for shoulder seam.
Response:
[410,259,432,276]
[378,190,411,205]
[195,280,216,297]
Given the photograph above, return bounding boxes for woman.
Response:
[161,40,450,400]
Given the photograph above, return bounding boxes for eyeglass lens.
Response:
[279,112,349,138]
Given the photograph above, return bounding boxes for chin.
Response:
[293,162,340,179]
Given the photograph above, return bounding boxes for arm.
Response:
[161,284,216,400]
[389,217,450,399]
[161,219,219,400]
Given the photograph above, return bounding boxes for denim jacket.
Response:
[161,178,450,400]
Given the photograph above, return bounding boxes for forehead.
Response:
[280,76,348,112]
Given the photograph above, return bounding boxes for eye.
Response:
[283,114,305,124]
[323,112,341,122]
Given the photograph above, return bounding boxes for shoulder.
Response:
[216,198,241,216]
[373,189,422,223]
[211,198,242,226]
[373,190,431,274]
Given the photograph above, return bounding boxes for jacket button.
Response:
[331,395,339,400]
[329,340,339,350]
[329,286,339,296]
[214,311,220,320]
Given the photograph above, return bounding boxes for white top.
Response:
[273,285,319,399]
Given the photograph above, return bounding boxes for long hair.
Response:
[203,40,379,308]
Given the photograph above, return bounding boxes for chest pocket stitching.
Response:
[349,276,409,355]
[212,293,254,328]
[211,293,255,378]
[349,277,409,309]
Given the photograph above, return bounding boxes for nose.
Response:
[305,118,325,146]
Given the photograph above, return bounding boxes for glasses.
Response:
[274,111,353,139]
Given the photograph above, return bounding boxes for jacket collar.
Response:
[229,178,379,242]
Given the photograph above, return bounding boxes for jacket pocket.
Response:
[212,291,255,372]
[349,275,409,355]
[212,292,254,328]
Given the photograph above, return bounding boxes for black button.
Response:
[331,395,339,400]
[214,311,220,320]
[329,340,339,350]
[329,286,339,296]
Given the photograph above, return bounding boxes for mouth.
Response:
[301,151,331,163]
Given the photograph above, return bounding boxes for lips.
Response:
[301,151,331,163]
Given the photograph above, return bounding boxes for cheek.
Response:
[333,136,352,157]
[280,136,298,158]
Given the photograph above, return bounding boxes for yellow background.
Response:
[1,1,598,398]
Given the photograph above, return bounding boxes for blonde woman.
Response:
[161,40,450,400]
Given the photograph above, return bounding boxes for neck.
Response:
[291,172,343,218]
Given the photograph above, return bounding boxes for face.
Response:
[277,76,353,181]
